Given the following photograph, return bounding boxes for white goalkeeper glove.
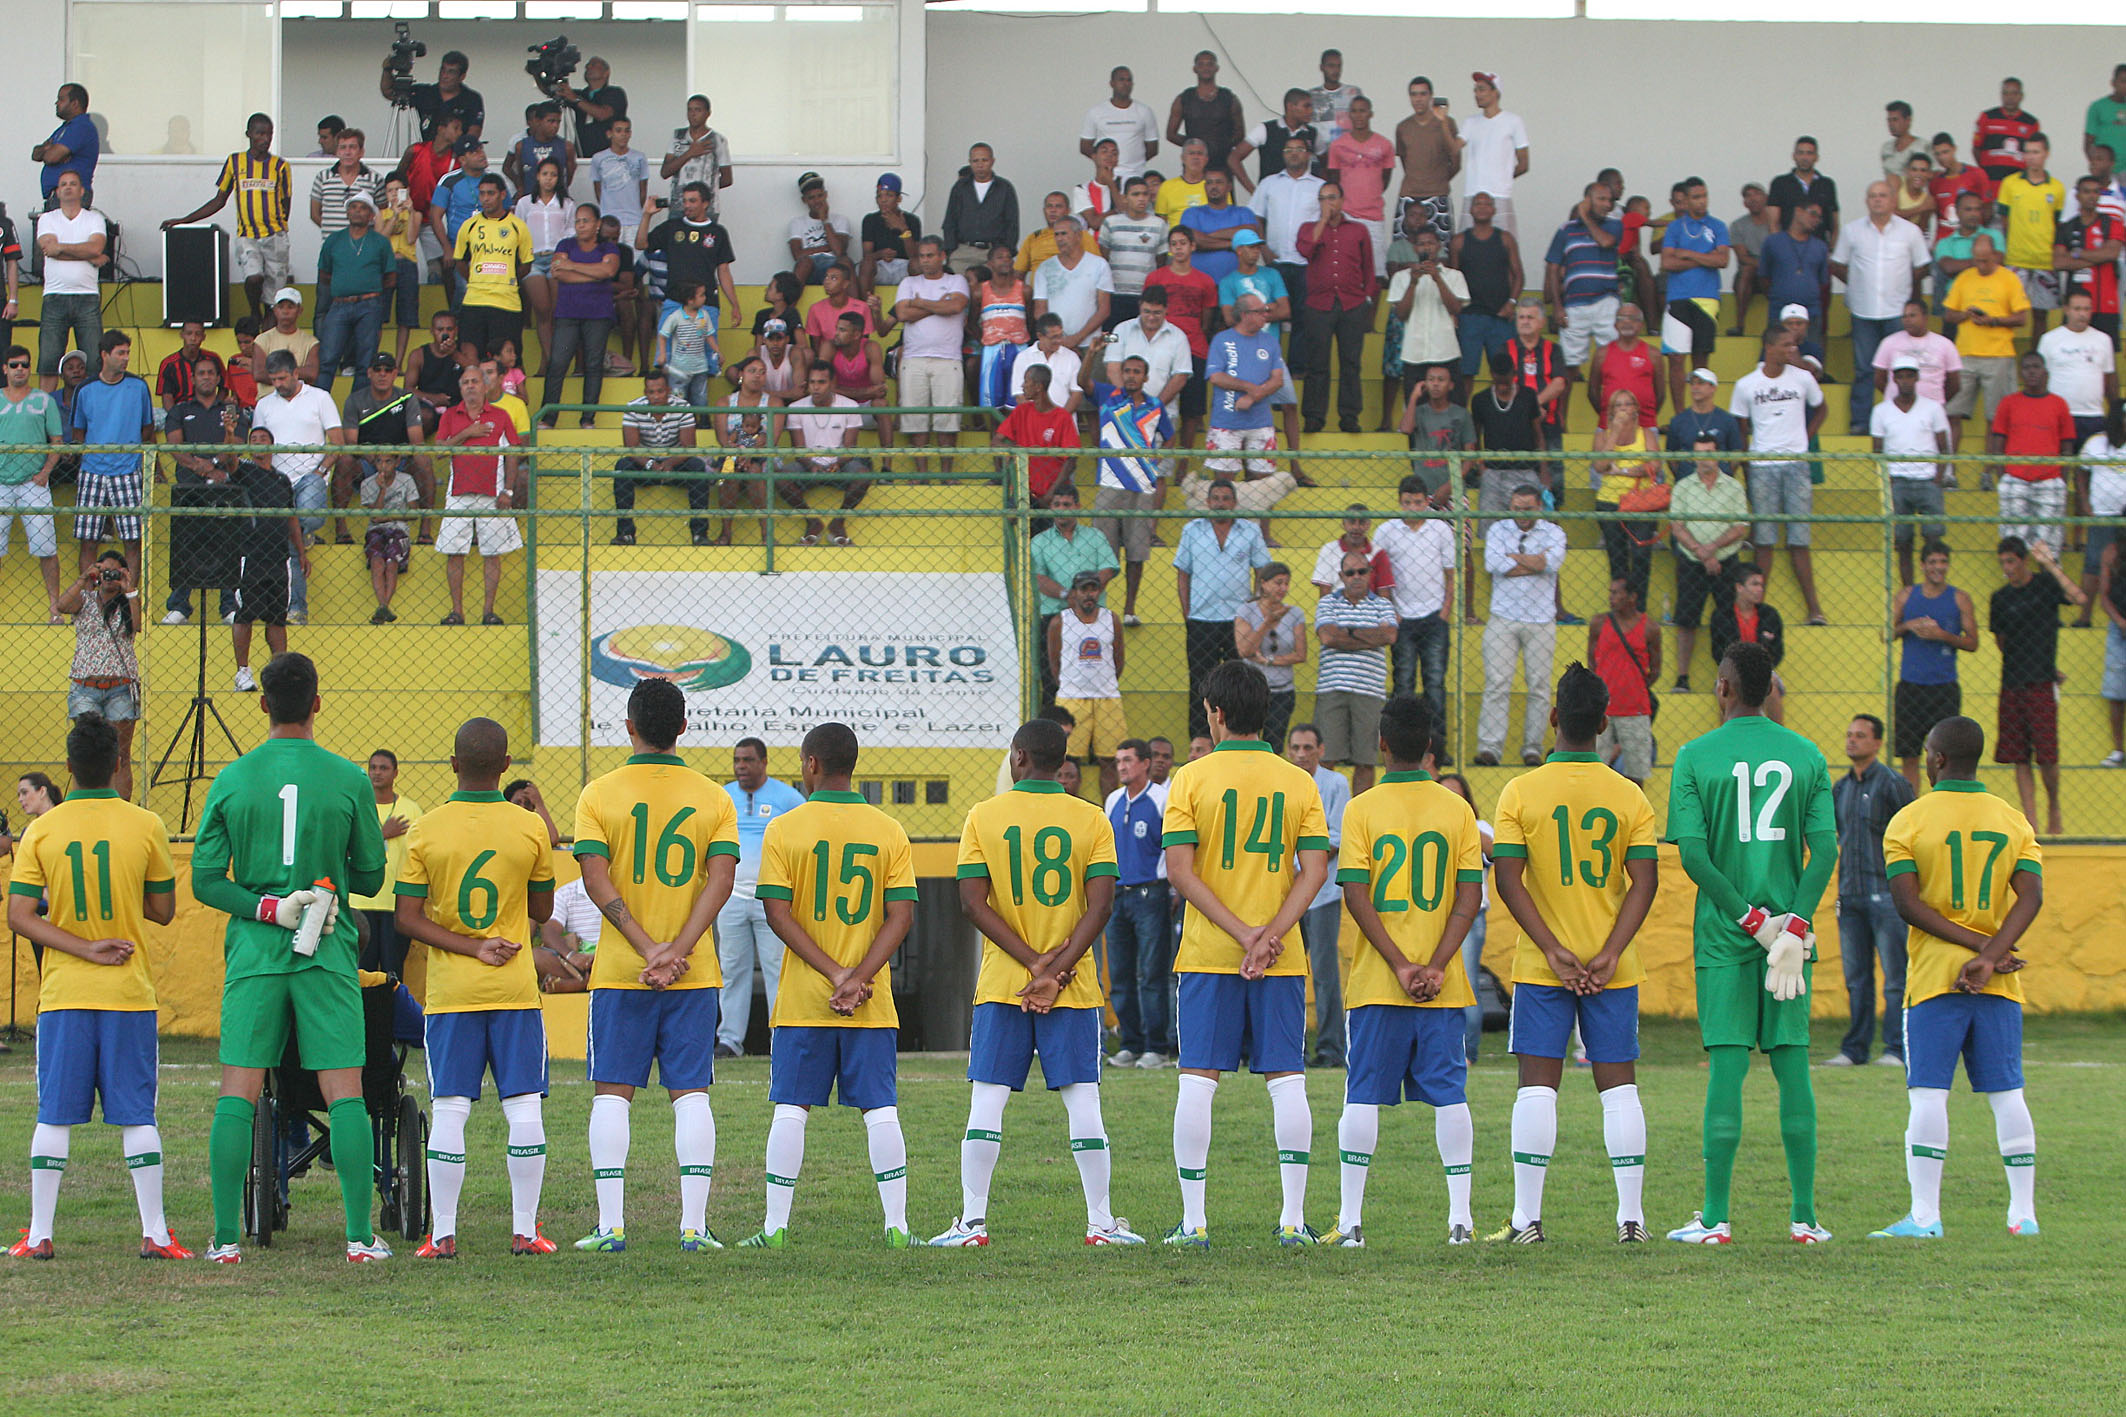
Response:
[257,888,338,933]
[1736,905,1783,950]
[1763,913,1812,1002]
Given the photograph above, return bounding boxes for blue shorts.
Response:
[1905,993,2024,1093]
[967,1002,1101,1091]
[769,1025,898,1110]
[1345,1004,1467,1107]
[36,1008,158,1126]
[426,1007,549,1100]
[587,987,717,1091]
[1175,972,1306,1075]
[1508,983,1641,1064]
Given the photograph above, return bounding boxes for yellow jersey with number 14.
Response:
[396,793,556,1013]
[758,791,917,1029]
[571,754,740,991]
[8,791,176,1013]
[1882,780,2041,1007]
[1336,772,1485,1009]
[1161,739,1331,977]
[956,780,1119,1009]
[1491,754,1661,989]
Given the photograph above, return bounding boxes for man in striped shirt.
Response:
[614,370,710,546]
[1542,182,1622,381]
[1314,549,1398,792]
[162,114,291,321]
[1090,357,1173,626]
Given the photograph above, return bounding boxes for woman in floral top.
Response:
[56,548,141,800]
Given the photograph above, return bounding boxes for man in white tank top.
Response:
[1048,570,1128,797]
[757,318,805,397]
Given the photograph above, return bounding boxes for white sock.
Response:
[1510,1085,1557,1228]
[673,1092,716,1234]
[865,1106,909,1233]
[500,1093,546,1237]
[959,1082,1009,1223]
[1336,1103,1379,1231]
[427,1095,472,1241]
[1267,1074,1312,1229]
[120,1124,168,1245]
[1600,1083,1648,1226]
[1436,1102,1475,1229]
[1905,1087,1950,1227]
[588,1093,630,1233]
[1988,1087,2037,1224]
[28,1123,68,1245]
[1173,1074,1218,1230]
[763,1104,807,1233]
[1059,1082,1112,1229]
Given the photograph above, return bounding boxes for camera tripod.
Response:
[150,606,243,833]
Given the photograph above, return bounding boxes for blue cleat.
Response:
[1868,1215,1943,1239]
[2008,1218,2041,1238]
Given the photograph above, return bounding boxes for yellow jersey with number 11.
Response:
[757,791,917,1029]
[1336,771,1485,1009]
[8,791,176,1012]
[397,792,556,1013]
[956,780,1119,1009]
[1490,754,1661,989]
[1882,780,2041,1007]
[1161,739,1330,977]
[571,754,740,991]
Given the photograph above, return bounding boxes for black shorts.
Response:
[454,304,523,364]
[234,555,289,626]
[1894,680,1961,759]
[1180,355,1207,419]
[1665,299,1718,359]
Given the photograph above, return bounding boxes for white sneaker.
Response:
[1084,1218,1146,1246]
[1873,1053,1906,1069]
[1108,1048,1139,1067]
[234,667,256,692]
[345,1235,393,1262]
[1134,1051,1170,1070]
[2105,750,2126,768]
[1818,1054,1857,1067]
[287,610,308,626]
[161,610,189,625]
[926,1216,989,1248]
[1666,1212,1732,1245]
[1789,1221,1833,1245]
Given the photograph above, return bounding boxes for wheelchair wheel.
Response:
[396,1094,428,1242]
[247,1091,280,1246]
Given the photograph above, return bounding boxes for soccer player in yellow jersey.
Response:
[741,722,918,1249]
[568,680,739,1254]
[930,718,1141,1248]
[1871,716,2044,1241]
[6,715,180,1260]
[1161,661,1330,1250]
[394,719,556,1258]
[1487,666,1660,1245]
[1324,695,1486,1248]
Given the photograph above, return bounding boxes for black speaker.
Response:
[163,225,229,326]
[167,482,248,592]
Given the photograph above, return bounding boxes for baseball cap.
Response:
[1230,229,1263,247]
[344,190,377,213]
[1891,354,1922,372]
[876,173,902,193]
[796,171,825,194]
[273,287,303,307]
[1472,70,1499,88]
[1688,367,1719,385]
[454,136,485,155]
[1070,570,1105,590]
[762,318,789,336]
[369,352,397,370]
[1779,303,1810,323]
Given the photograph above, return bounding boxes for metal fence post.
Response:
[578,447,594,789]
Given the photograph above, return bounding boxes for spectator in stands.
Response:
[0,346,65,620]
[358,451,415,625]
[161,113,291,322]
[68,331,153,587]
[349,749,417,973]
[1087,352,1174,626]
[34,172,103,393]
[482,354,530,434]
[1453,193,1521,404]
[1871,300,1964,467]
[2080,406,2126,627]
[1589,577,1659,785]
[1873,354,1954,588]
[1019,193,1072,281]
[453,175,534,364]
[159,369,246,627]
[781,363,873,546]
[253,288,319,386]
[226,426,304,696]
[1725,183,1772,337]
[1155,140,1211,226]
[1030,482,1115,686]
[1251,137,1323,321]
[890,236,968,474]
[1989,352,2078,560]
[434,363,523,624]
[1892,539,1978,789]
[1732,328,1828,625]
[405,310,471,433]
[1394,75,1459,239]
[1589,386,1658,611]
[1374,474,1456,751]
[501,779,562,847]
[1894,152,1937,236]
[514,159,572,371]
[1309,49,1363,152]
[1992,535,2085,835]
[1178,168,1258,288]
[1477,486,1564,767]
[503,102,573,197]
[1827,712,1915,1068]
[551,55,625,159]
[1399,364,1473,509]
[1147,736,1176,785]
[972,250,1028,408]
[998,363,1081,510]
[308,127,380,260]
[1666,430,1748,692]
[1832,180,1933,434]
[802,261,877,361]
[657,280,720,413]
[1666,365,1743,457]
[1589,300,1662,434]
[1327,97,1394,282]
[1050,569,1127,797]
[1458,72,1529,239]
[1758,199,1829,342]
[1237,562,1305,747]
[1996,132,2067,339]
[942,143,1019,278]
[2089,64,2126,169]
[35,84,98,205]
[1104,279,1191,434]
[340,352,431,545]
[1931,188,2000,318]
[1391,221,1469,401]
[155,323,223,412]
[1542,182,1622,389]
[708,354,780,546]
[541,203,620,430]
[1469,349,1545,562]
[1010,314,1083,418]
[786,171,853,286]
[1882,100,1922,178]
[1505,297,1568,480]
[1166,51,1245,173]
[1033,217,1115,353]
[423,131,481,306]
[1218,232,1301,461]
[1103,737,1171,1069]
[1173,478,1270,738]
[1315,550,1398,794]
[1766,135,1839,236]
[1083,67,1161,182]
[2037,290,2116,453]
[1098,178,1164,332]
[639,180,740,341]
[1230,90,1321,196]
[2057,176,2126,343]
[1307,509,1384,595]
[663,94,732,219]
[1283,721,1349,1067]
[858,174,921,295]
[1974,77,2039,192]
[249,348,346,623]
[57,550,137,800]
[1075,140,1124,233]
[314,192,393,395]
[1142,228,1219,444]
[613,368,709,547]
[1944,233,2027,460]
[714,736,804,1056]
[587,119,647,245]
[1709,562,1784,673]
[1197,295,1296,515]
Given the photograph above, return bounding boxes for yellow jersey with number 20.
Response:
[571,754,741,991]
[1336,771,1485,1009]
[8,791,176,1013]
[1162,739,1331,977]
[397,792,557,1013]
[1882,780,2042,1007]
[956,780,1119,1009]
[758,791,917,1029]
[1490,754,1661,989]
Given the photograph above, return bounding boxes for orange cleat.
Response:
[8,1229,54,1260]
[512,1227,558,1255]
[414,1234,457,1259]
[140,1233,196,1260]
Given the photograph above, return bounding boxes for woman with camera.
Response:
[56,550,140,802]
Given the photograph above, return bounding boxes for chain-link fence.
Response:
[9,428,2122,842]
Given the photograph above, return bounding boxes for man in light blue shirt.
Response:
[1172,477,1269,737]
[1287,723,1351,1066]
[715,736,807,1057]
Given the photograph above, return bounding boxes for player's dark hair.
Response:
[1200,660,1270,738]
[453,717,509,778]
[18,771,62,810]
[503,779,532,802]
[1554,662,1609,745]
[734,736,767,759]
[1146,737,1173,753]
[260,652,319,725]
[1378,694,1434,766]
[801,721,860,778]
[1116,737,1150,762]
[66,712,120,790]
[1720,642,1775,709]
[1997,536,2028,559]
[1038,702,1077,730]
[1287,721,1321,747]
[1930,714,1985,774]
[627,679,687,751]
[1852,712,1886,743]
[1920,538,1951,561]
[1013,718,1070,775]
[1398,473,1429,500]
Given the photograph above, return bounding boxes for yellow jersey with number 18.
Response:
[1336,772,1485,1009]
[1882,780,2042,1007]
[1161,739,1331,976]
[956,780,1119,1009]
[1490,754,1661,988]
[396,793,556,1013]
[758,791,917,1029]
[571,754,740,991]
[8,791,176,1013]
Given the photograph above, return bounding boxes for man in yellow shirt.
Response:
[451,173,532,368]
[1155,138,1211,225]
[929,718,1138,1249]
[1488,665,1661,1245]
[1871,716,2043,1240]
[6,713,181,1259]
[1993,132,2067,338]
[352,748,420,977]
[1944,233,2030,436]
[741,721,918,1249]
[569,679,739,1254]
[1324,694,1485,1248]
[1161,660,1330,1249]
[394,718,555,1258]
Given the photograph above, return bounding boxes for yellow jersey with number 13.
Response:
[1882,780,2041,1007]
[1161,739,1331,976]
[571,754,740,991]
[397,793,556,1013]
[8,791,176,1013]
[757,791,917,1029]
[955,780,1119,1009]
[1336,771,1485,1009]
[1490,754,1661,989]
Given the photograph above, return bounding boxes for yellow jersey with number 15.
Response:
[1336,772,1485,1009]
[571,754,741,992]
[758,791,917,1029]
[1491,754,1661,989]
[396,793,556,1013]
[1161,739,1331,976]
[8,791,176,1013]
[1882,780,2042,1007]
[956,780,1119,1009]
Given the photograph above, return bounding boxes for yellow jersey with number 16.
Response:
[8,791,176,1013]
[1882,780,2042,1007]
[758,791,917,1029]
[956,780,1119,1009]
[571,754,740,991]
[1336,772,1485,1009]
[1490,754,1661,989]
[1161,739,1331,976]
[397,793,556,1013]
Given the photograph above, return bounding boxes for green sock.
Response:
[1700,1046,1750,1227]
[1768,1045,1818,1225]
[210,1096,256,1247]
[328,1097,374,1245]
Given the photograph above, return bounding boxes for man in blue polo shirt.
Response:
[1103,738,1171,1068]
[35,85,99,204]
[1179,167,1262,286]
[1543,181,1623,389]
[1658,178,1731,413]
[68,330,154,579]
[714,736,807,1059]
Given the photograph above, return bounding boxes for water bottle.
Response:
[292,877,337,958]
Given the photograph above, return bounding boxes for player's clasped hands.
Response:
[80,937,136,966]
[1236,922,1283,980]
[1545,945,1593,995]
[637,941,691,990]
[473,937,521,968]
[827,967,875,1016]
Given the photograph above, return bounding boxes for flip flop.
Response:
[440,612,464,625]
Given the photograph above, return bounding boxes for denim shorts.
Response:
[67,680,137,722]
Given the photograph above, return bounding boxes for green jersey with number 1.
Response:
[1664,714,1834,966]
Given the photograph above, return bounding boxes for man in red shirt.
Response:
[1141,226,1219,446]
[1587,576,1660,785]
[1973,79,2040,195]
[1588,301,1661,429]
[2055,175,2126,339]
[402,114,463,223]
[156,322,225,411]
[433,363,522,625]
[994,362,1081,502]
[1988,351,2077,560]
[1927,133,1989,226]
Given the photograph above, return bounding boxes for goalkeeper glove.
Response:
[1763,913,1812,1002]
[257,888,338,933]
[1736,906,1783,950]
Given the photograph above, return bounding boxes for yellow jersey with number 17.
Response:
[571,754,741,991]
[396,793,556,1013]
[8,791,176,1013]
[758,791,917,1029]
[1490,754,1661,989]
[956,780,1119,1009]
[1882,780,2042,1007]
[1336,772,1485,1009]
[1161,739,1331,976]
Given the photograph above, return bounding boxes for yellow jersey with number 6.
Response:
[758,791,917,1028]
[1336,772,1485,1009]
[8,791,175,1012]
[1161,739,1331,976]
[571,754,740,991]
[397,793,556,1013]
[956,780,1119,1009]
[1882,781,2041,1007]
[1490,754,1660,988]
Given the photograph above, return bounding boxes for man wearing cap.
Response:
[1872,354,1953,587]
[315,190,395,395]
[1048,567,1128,797]
[788,172,853,286]
[255,288,320,386]
[162,113,291,322]
[1725,183,1773,337]
[342,353,432,546]
[1082,66,1160,182]
[858,174,921,294]
[1872,300,1964,463]
[430,135,499,309]
[1832,180,1932,435]
[1665,366,1743,460]
[892,237,971,475]
[1458,72,1529,239]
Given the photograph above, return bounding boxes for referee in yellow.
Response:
[161,113,292,320]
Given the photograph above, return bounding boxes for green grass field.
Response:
[3,1017,2121,1416]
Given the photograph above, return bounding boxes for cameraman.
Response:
[383,46,484,143]
[550,56,627,159]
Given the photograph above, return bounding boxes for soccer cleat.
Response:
[737,1227,787,1249]
[415,1234,457,1259]
[1485,1220,1546,1244]
[1275,1223,1319,1247]
[234,667,257,692]
[1319,1224,1365,1249]
[346,1236,393,1263]
[573,1226,626,1253]
[1447,1224,1474,1246]
[205,1242,242,1265]
[140,1233,196,1260]
[1869,1215,1943,1239]
[1617,1221,1651,1244]
[883,1227,913,1250]
[678,1228,724,1253]
[1084,1218,1146,1246]
[1789,1221,1834,1245]
[8,1231,54,1260]
[1161,1223,1210,1250]
[1666,1213,1732,1245]
[927,1216,990,1248]
[511,1229,559,1255]
[2008,1218,2041,1238]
